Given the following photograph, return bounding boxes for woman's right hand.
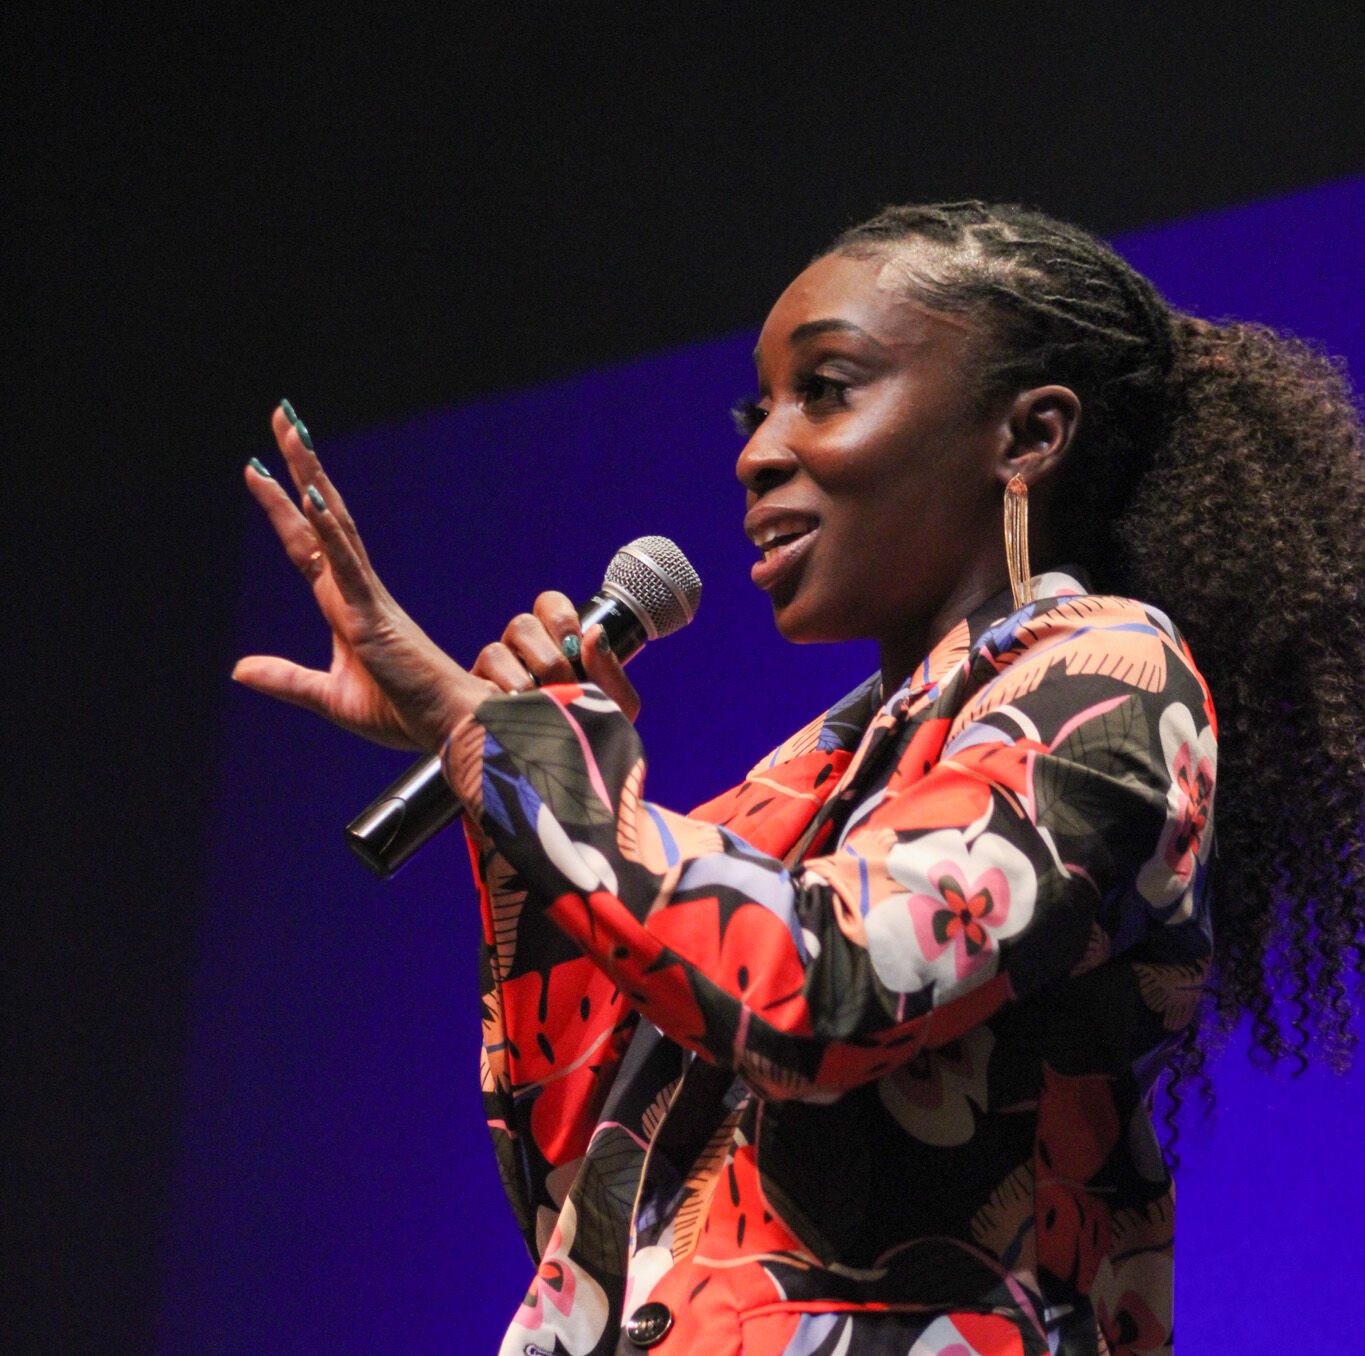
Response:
[235,405,494,753]
[471,592,642,723]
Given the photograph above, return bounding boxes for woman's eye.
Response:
[798,374,849,410]
[731,397,767,436]
[731,376,848,435]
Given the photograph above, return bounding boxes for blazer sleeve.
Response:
[444,598,1216,1101]
[466,824,642,1257]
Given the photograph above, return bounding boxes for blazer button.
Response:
[624,1302,673,1347]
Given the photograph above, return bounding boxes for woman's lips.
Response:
[751,524,820,592]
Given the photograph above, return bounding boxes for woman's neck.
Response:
[877,569,1012,696]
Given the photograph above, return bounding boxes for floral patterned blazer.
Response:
[442,571,1216,1356]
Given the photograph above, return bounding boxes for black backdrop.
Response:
[12,6,1364,1350]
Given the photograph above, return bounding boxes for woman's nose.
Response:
[735,422,798,498]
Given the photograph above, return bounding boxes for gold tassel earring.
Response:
[1004,474,1034,611]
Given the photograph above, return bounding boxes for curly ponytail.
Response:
[1121,316,1365,1073]
[825,203,1365,1097]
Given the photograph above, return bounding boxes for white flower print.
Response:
[866,829,1038,1003]
[878,1025,996,1146]
[498,1197,610,1356]
[1136,702,1216,912]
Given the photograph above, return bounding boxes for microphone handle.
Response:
[344,590,647,879]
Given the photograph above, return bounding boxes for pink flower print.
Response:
[1165,744,1212,880]
[500,1197,609,1356]
[924,867,1009,974]
[1137,702,1217,912]
[870,829,1037,1003]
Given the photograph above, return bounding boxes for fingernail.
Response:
[561,634,581,661]
[306,485,326,512]
[280,398,299,425]
[248,457,272,478]
[295,420,314,451]
[595,627,611,654]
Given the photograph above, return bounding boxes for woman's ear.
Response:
[999,385,1081,486]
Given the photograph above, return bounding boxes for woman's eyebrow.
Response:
[752,318,887,366]
[788,318,886,349]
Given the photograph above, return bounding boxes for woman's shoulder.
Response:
[959,575,1216,735]
[973,569,1194,664]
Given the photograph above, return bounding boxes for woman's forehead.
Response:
[756,250,972,365]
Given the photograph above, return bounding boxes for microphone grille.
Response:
[605,535,702,639]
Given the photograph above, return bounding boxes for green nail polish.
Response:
[596,628,611,654]
[280,398,299,425]
[295,420,314,451]
[562,634,581,661]
[306,485,326,512]
[249,457,272,478]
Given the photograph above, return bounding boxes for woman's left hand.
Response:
[232,404,494,753]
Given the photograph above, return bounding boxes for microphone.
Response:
[344,535,702,878]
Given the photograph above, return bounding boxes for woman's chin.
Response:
[769,594,849,646]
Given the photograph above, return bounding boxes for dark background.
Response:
[11,5,1364,1350]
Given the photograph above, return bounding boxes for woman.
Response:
[237,203,1365,1355]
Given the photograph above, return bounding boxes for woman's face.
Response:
[737,249,1012,675]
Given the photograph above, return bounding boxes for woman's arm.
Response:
[444,596,1217,1101]
[235,410,650,1253]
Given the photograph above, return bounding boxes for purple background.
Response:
[162,177,1365,1352]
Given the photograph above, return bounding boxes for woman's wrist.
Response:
[429,669,499,752]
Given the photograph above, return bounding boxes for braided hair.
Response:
[824,202,1365,1126]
